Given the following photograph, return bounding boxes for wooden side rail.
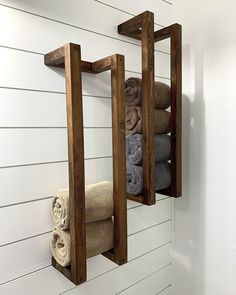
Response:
[118,12,182,204]
[155,24,182,198]
[44,43,127,285]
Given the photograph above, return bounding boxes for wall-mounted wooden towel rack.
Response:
[118,11,182,205]
[45,43,127,285]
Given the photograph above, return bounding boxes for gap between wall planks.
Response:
[118,11,182,205]
[44,43,127,285]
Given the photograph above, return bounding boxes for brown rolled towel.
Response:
[125,77,171,109]
[51,218,114,267]
[126,106,171,135]
[52,181,113,230]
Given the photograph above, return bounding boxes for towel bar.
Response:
[45,43,127,285]
[118,11,182,205]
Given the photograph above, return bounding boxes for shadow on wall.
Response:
[172,43,207,295]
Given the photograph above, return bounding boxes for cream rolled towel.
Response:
[51,228,70,267]
[125,77,171,109]
[126,106,171,135]
[52,181,113,230]
[51,218,114,267]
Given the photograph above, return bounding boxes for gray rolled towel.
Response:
[126,134,171,165]
[125,77,171,109]
[126,162,171,195]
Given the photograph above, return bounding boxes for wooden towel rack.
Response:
[118,11,182,205]
[45,43,127,285]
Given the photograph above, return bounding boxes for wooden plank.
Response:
[0,129,68,167]
[0,198,53,246]
[170,24,182,197]
[0,90,112,128]
[96,0,173,26]
[118,11,156,205]
[0,233,52,285]
[119,15,182,200]
[0,2,170,53]
[0,242,171,294]
[0,158,113,207]
[63,244,171,295]
[0,47,169,96]
[107,54,127,264]
[128,198,171,235]
[63,43,86,284]
[0,197,171,253]
[141,11,156,205]
[118,264,171,295]
[0,215,171,286]
[45,46,128,281]
[0,129,112,167]
[128,221,171,260]
[155,24,182,198]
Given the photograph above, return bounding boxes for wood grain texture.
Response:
[45,44,127,283]
[109,54,127,264]
[118,15,182,201]
[118,11,156,205]
[155,24,182,198]
[45,43,86,284]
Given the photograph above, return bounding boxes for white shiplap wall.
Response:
[0,0,173,294]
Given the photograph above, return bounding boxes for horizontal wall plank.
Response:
[0,158,113,207]
[0,226,171,286]
[96,0,172,27]
[0,89,112,128]
[0,199,53,246]
[118,264,171,295]
[0,233,51,285]
[0,266,74,295]
[128,198,171,235]
[0,196,171,245]
[64,244,171,295]
[0,7,170,81]
[0,128,112,167]
[159,286,173,295]
[0,1,170,53]
[128,221,171,260]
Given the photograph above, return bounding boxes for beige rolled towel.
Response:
[51,218,114,267]
[125,77,171,109]
[52,181,113,230]
[126,106,171,135]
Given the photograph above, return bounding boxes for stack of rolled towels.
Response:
[125,77,172,195]
[50,181,114,267]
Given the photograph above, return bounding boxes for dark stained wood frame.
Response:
[118,11,182,204]
[44,43,127,285]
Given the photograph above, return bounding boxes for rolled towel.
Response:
[52,181,113,230]
[126,134,171,165]
[51,218,114,267]
[125,77,171,109]
[126,162,171,195]
[125,106,171,135]
[51,228,70,267]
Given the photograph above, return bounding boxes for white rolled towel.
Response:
[52,181,113,230]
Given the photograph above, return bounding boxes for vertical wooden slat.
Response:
[170,25,182,197]
[64,43,86,284]
[111,54,127,264]
[141,11,156,205]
